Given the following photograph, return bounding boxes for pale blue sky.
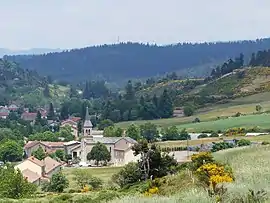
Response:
[1,0,270,49]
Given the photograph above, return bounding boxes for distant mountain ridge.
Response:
[6,38,270,83]
[0,48,62,57]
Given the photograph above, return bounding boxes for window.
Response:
[109,147,111,153]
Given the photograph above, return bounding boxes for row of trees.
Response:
[210,53,244,79]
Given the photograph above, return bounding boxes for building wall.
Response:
[16,160,43,176]
[115,138,132,149]
[46,166,61,177]
[25,144,47,157]
[124,148,140,165]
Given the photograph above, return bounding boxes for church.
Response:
[64,107,139,166]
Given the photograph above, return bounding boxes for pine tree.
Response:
[82,81,89,99]
[124,80,135,100]
[35,111,42,125]
[47,103,55,120]
[158,89,173,118]
[43,84,51,98]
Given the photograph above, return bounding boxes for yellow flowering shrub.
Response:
[197,163,233,192]
[191,152,214,170]
[143,187,159,197]
[81,185,91,193]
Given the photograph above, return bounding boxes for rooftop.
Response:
[22,169,41,183]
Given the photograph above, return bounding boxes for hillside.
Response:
[198,67,270,97]
[0,59,69,107]
[6,38,270,83]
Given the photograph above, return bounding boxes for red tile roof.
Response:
[27,156,45,167]
[70,117,81,122]
[0,112,9,116]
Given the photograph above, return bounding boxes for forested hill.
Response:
[0,59,48,104]
[6,38,270,83]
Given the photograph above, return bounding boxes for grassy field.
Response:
[116,92,270,129]
[111,145,270,203]
[63,166,122,190]
[157,134,270,148]
[177,114,270,132]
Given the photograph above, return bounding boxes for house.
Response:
[60,117,81,140]
[16,156,62,185]
[79,107,138,166]
[64,141,81,159]
[173,107,184,117]
[21,111,47,123]
[24,141,66,158]
[0,106,10,119]
[8,104,19,111]
[21,112,37,122]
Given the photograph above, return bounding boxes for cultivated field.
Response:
[157,134,270,148]
[116,92,270,129]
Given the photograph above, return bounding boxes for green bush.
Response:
[198,134,208,139]
[211,142,234,152]
[237,139,251,147]
[209,132,219,137]
[262,141,270,145]
[112,162,142,188]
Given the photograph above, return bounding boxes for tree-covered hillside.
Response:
[6,38,270,83]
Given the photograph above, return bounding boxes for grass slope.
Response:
[111,145,270,203]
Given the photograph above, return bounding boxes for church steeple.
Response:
[83,107,93,137]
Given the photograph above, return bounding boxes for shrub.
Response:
[42,171,69,193]
[198,134,208,139]
[262,141,270,145]
[183,106,194,117]
[196,163,233,194]
[88,176,103,189]
[112,162,142,187]
[237,139,251,147]
[211,142,234,152]
[209,132,219,137]
[191,152,214,170]
[193,118,200,123]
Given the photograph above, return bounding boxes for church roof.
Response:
[84,137,137,145]
[83,107,93,128]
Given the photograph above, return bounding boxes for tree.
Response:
[31,146,46,160]
[55,150,66,161]
[0,164,37,198]
[140,122,159,142]
[35,111,42,126]
[124,80,135,100]
[47,103,55,120]
[158,89,173,118]
[126,124,141,140]
[87,142,111,166]
[43,84,51,98]
[132,141,177,180]
[98,119,114,130]
[256,105,262,112]
[60,103,69,120]
[183,105,194,117]
[103,126,123,137]
[0,140,23,162]
[112,162,142,187]
[42,171,69,193]
[161,126,179,141]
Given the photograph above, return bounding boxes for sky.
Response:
[1,0,270,49]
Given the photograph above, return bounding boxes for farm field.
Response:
[157,134,270,148]
[116,92,270,129]
[63,166,122,190]
[176,114,270,132]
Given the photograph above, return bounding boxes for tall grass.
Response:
[111,145,270,203]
